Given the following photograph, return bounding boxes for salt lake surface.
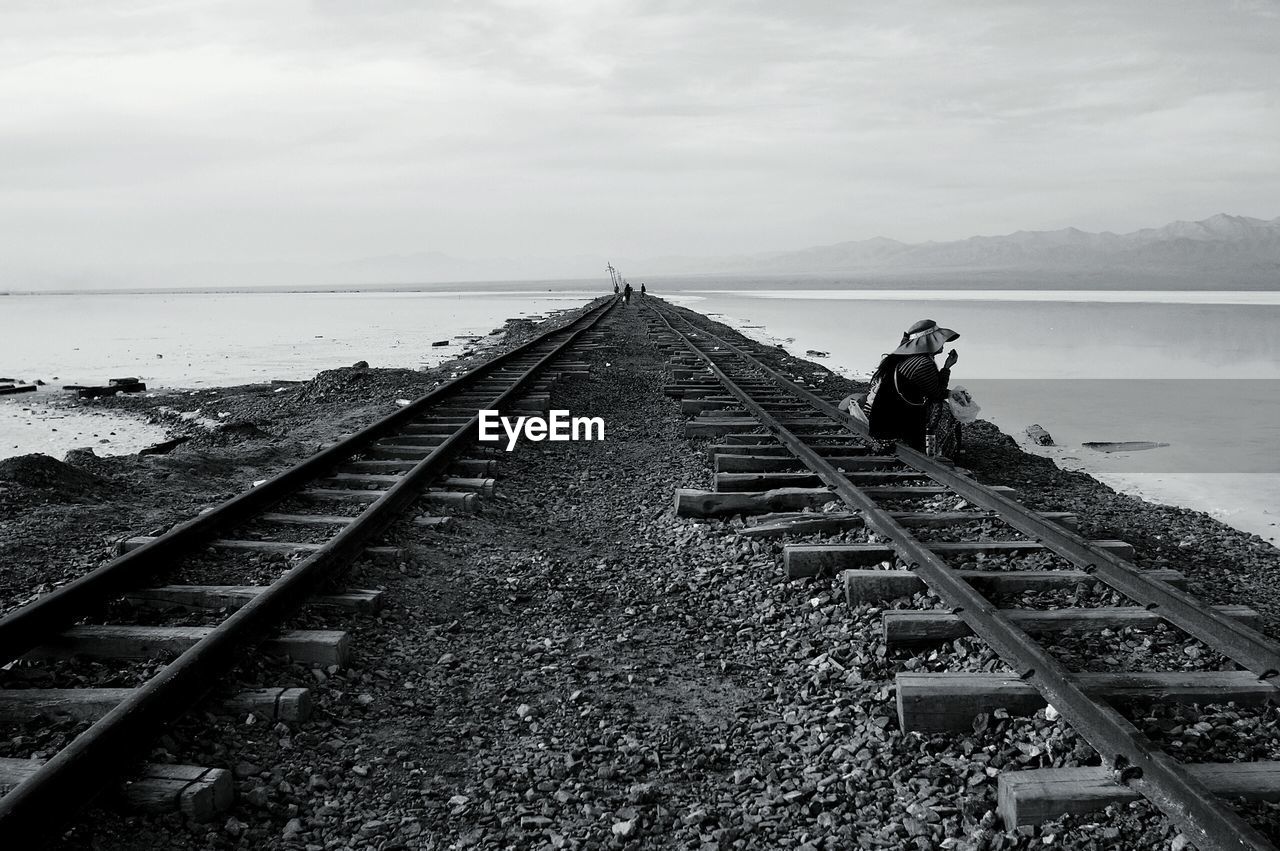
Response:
[0,289,586,462]
[1,290,590,387]
[3,284,1277,545]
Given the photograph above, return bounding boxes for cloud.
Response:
[0,0,1277,285]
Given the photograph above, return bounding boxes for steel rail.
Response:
[0,297,613,663]
[0,297,615,840]
[655,300,1280,682]
[648,301,1275,851]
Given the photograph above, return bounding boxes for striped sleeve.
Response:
[896,356,951,402]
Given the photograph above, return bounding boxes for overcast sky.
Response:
[2,0,1279,283]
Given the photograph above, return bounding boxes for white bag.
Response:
[947,385,980,424]
[839,393,869,425]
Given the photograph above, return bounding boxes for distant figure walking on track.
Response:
[640,282,646,298]
[623,282,633,305]
[614,281,619,295]
[857,319,961,456]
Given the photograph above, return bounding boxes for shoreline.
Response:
[1,291,586,392]
[0,306,583,463]
[0,389,172,462]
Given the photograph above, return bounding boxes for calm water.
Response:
[0,290,589,387]
[671,289,1280,379]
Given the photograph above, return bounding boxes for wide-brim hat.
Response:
[892,319,958,356]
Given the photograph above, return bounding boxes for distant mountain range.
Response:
[6,213,1278,291]
[638,213,1280,277]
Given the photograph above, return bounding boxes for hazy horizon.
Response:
[4,264,1278,296]
[3,2,1279,289]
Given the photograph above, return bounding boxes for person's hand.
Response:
[943,349,959,369]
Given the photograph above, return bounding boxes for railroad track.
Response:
[0,296,615,841]
[645,298,1280,851]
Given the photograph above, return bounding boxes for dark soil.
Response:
[0,453,111,502]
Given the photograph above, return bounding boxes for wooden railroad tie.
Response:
[360,445,442,460]
[715,471,931,492]
[399,422,472,436]
[400,418,473,430]
[677,389,794,402]
[708,443,874,458]
[298,488,388,502]
[345,460,491,476]
[375,434,448,447]
[717,433,865,446]
[0,760,232,821]
[685,417,834,437]
[123,585,383,614]
[0,686,312,723]
[681,399,740,414]
[844,568,1187,605]
[664,386,723,399]
[297,488,479,512]
[258,512,355,527]
[685,417,764,436]
[739,510,1078,539]
[122,537,405,559]
[784,540,1135,578]
[324,473,494,495]
[26,626,350,666]
[714,454,900,473]
[424,490,481,511]
[685,401,813,417]
[998,763,1280,827]
[515,393,552,410]
[674,486,1018,519]
[883,604,1259,646]
[665,383,771,398]
[896,671,1271,733]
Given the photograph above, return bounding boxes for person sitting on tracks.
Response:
[623,282,633,305]
[859,319,960,456]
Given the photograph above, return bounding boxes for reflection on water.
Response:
[963,380,1280,473]
[674,293,1280,379]
[692,289,1280,305]
[0,291,584,387]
